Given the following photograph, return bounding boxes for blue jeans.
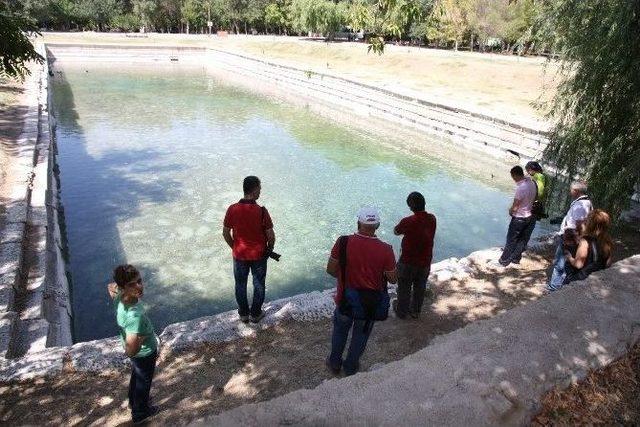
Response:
[328,309,375,376]
[233,258,267,317]
[129,351,157,422]
[548,239,566,291]
[499,216,536,265]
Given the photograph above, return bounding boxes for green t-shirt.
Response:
[115,294,158,358]
[532,172,546,201]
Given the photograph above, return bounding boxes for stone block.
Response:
[0,312,17,358]
[17,286,44,320]
[3,200,28,224]
[0,222,25,244]
[28,205,48,227]
[0,346,66,381]
[0,285,14,313]
[69,337,129,371]
[0,242,22,277]
[11,318,49,356]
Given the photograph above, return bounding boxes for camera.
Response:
[265,248,281,262]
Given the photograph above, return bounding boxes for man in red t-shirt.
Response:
[325,207,397,376]
[223,176,275,323]
[393,192,437,319]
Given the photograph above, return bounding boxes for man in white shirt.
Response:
[498,166,538,267]
[547,181,593,290]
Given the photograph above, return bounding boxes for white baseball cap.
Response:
[357,207,380,225]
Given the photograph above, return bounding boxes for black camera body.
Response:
[265,248,281,262]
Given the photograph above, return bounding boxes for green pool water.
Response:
[50,63,543,341]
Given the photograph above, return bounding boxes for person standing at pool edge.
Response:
[107,265,159,424]
[497,166,537,267]
[223,176,276,323]
[326,207,397,376]
[393,192,437,319]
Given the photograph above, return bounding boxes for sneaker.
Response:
[133,405,159,424]
[487,260,508,269]
[239,314,249,323]
[325,360,341,376]
[250,312,265,323]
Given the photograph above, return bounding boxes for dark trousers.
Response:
[328,309,374,376]
[499,216,536,266]
[233,258,267,317]
[129,351,157,421]
[396,262,430,317]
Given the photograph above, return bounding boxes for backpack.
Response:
[531,179,548,221]
[336,235,390,322]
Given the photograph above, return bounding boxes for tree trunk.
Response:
[469,34,474,51]
[244,21,248,34]
[454,39,458,51]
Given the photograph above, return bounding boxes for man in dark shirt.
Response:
[393,192,437,319]
[223,176,275,323]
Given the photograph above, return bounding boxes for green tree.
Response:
[0,7,44,80]
[543,0,640,217]
[349,0,423,53]
[265,2,286,33]
[75,0,122,30]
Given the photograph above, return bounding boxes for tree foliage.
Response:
[542,0,640,217]
[0,6,44,80]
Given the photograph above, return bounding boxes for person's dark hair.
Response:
[406,192,426,212]
[243,176,260,195]
[510,166,524,178]
[525,161,543,173]
[113,264,141,288]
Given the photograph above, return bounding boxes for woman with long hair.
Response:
[564,209,614,284]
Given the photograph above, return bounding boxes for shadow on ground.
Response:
[0,251,553,426]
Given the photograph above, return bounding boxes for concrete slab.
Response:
[0,285,14,313]
[0,346,66,381]
[200,256,640,427]
[68,337,129,371]
[0,312,17,358]
[9,318,49,357]
[0,242,22,278]
[0,223,25,244]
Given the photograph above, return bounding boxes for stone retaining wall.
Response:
[46,43,549,161]
[0,47,73,361]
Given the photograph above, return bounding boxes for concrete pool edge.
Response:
[0,48,73,360]
[0,237,555,381]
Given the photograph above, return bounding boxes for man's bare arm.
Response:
[124,333,145,357]
[384,269,398,284]
[509,197,521,216]
[265,228,276,249]
[222,226,234,249]
[326,258,339,278]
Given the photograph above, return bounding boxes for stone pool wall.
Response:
[0,46,73,361]
[45,43,549,161]
[0,241,523,380]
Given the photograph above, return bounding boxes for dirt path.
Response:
[0,250,552,426]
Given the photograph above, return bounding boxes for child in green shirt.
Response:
[107,264,159,424]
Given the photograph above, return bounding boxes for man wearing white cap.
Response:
[325,207,397,376]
